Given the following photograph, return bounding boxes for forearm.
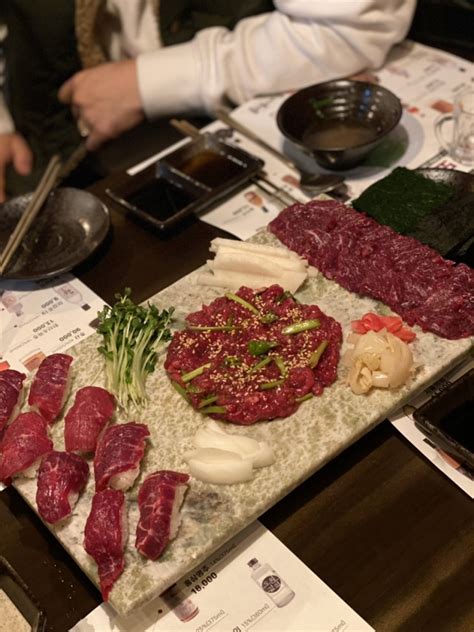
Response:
[137,0,416,118]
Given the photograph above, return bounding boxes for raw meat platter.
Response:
[12,226,472,616]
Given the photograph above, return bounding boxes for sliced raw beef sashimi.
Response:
[84,489,127,601]
[269,199,474,339]
[135,470,189,561]
[0,412,53,482]
[94,422,150,492]
[0,369,26,432]
[36,451,89,524]
[28,353,73,423]
[64,386,116,454]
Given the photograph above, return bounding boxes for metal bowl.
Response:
[277,80,402,170]
[0,188,110,280]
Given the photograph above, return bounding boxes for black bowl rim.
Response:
[0,187,110,281]
[276,79,403,152]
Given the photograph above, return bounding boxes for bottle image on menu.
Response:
[161,583,199,623]
[248,558,295,607]
[54,283,91,310]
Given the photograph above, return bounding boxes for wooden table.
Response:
[1,140,473,632]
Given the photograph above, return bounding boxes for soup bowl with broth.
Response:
[277,80,402,170]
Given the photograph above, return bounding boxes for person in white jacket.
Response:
[0,0,416,200]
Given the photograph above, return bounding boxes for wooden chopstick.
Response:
[59,141,88,180]
[256,173,301,206]
[215,109,298,171]
[0,154,62,275]
[170,118,202,140]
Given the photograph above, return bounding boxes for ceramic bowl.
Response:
[277,79,402,170]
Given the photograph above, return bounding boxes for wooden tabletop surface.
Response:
[1,161,473,632]
[2,72,474,630]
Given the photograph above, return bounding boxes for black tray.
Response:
[414,368,474,469]
[106,133,264,231]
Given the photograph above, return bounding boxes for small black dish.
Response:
[0,188,110,281]
[106,133,264,231]
[414,368,474,469]
[0,556,47,631]
[277,79,402,170]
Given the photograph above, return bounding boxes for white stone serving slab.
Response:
[14,231,472,616]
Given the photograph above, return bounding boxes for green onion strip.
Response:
[282,319,320,335]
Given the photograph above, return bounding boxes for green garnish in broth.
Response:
[308,96,333,118]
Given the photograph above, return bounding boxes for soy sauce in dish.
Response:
[303,119,378,150]
[439,400,474,452]
[126,179,197,220]
[178,150,245,188]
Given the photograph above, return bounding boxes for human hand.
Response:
[58,59,145,151]
[0,133,33,202]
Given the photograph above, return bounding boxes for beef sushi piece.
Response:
[0,369,26,432]
[94,422,150,492]
[36,451,89,524]
[0,412,53,483]
[28,353,73,424]
[84,489,127,601]
[135,470,189,561]
[64,386,116,454]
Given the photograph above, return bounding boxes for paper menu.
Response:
[0,273,106,374]
[389,355,474,499]
[72,521,374,632]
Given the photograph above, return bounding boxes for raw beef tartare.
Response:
[165,285,342,424]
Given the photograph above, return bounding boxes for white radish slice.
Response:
[212,248,307,272]
[208,252,281,277]
[184,448,254,484]
[197,270,281,290]
[202,237,309,293]
[280,271,307,293]
[210,238,301,260]
[197,269,306,293]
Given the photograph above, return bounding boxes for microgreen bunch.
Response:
[97,288,174,410]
